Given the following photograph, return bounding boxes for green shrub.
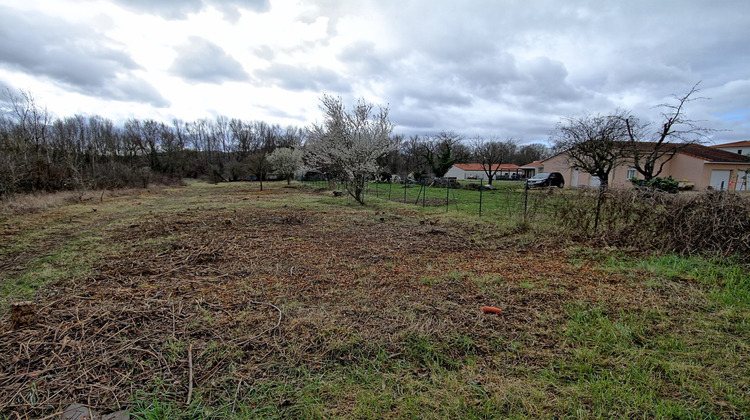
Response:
[630,176,679,193]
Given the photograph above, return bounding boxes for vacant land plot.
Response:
[1,181,748,418]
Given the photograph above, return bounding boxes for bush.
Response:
[552,188,750,257]
[630,176,679,193]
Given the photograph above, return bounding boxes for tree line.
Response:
[0,88,550,199]
[0,88,307,197]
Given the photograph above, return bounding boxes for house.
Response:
[711,140,750,157]
[520,160,545,178]
[445,163,522,180]
[541,143,750,191]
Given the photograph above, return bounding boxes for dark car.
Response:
[526,172,564,188]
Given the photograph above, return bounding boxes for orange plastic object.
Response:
[481,306,503,314]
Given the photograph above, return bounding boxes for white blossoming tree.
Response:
[268,147,303,184]
[305,95,394,205]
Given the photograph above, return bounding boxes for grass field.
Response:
[0,181,748,418]
[305,180,559,222]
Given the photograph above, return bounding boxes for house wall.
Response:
[541,155,587,187]
[445,167,490,180]
[701,164,750,190]
[610,165,638,187]
[666,153,703,186]
[445,167,466,179]
[716,146,750,156]
[445,167,521,180]
[666,154,748,190]
[497,168,523,177]
[542,155,616,187]
[543,150,750,191]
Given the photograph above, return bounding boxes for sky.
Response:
[1,0,749,145]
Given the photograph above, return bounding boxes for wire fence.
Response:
[302,178,564,224]
[302,178,750,257]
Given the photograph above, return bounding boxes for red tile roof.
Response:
[454,163,521,171]
[520,160,545,168]
[678,144,750,162]
[626,142,750,163]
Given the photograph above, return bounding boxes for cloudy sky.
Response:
[1,0,749,144]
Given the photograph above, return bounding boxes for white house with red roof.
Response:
[711,140,750,156]
[445,163,522,180]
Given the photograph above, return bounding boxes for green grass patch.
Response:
[0,235,102,309]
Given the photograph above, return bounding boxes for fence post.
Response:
[479,183,483,217]
[523,182,529,222]
[423,178,426,207]
[389,180,392,201]
[446,180,449,212]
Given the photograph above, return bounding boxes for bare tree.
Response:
[0,86,310,195]
[401,135,427,177]
[4,88,53,191]
[279,125,304,148]
[513,143,550,165]
[471,136,516,185]
[621,82,714,181]
[552,112,629,188]
[246,121,280,190]
[306,95,394,204]
[228,118,254,162]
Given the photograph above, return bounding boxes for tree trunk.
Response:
[594,185,606,232]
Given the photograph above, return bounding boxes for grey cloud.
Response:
[396,83,473,108]
[111,0,270,21]
[170,37,248,84]
[101,75,171,107]
[110,0,203,20]
[371,1,748,134]
[256,104,306,121]
[252,45,276,61]
[339,41,394,80]
[0,7,138,87]
[509,57,583,104]
[0,6,169,106]
[254,64,350,93]
[391,108,438,132]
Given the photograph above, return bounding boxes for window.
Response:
[627,168,637,179]
[738,150,743,155]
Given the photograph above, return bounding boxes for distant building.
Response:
[520,160,545,178]
[711,140,750,156]
[445,163,522,180]
[541,143,750,190]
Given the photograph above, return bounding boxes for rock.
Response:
[60,404,129,420]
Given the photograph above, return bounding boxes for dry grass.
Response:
[0,187,171,217]
[0,181,747,418]
[550,188,750,257]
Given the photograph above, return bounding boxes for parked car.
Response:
[526,172,564,188]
